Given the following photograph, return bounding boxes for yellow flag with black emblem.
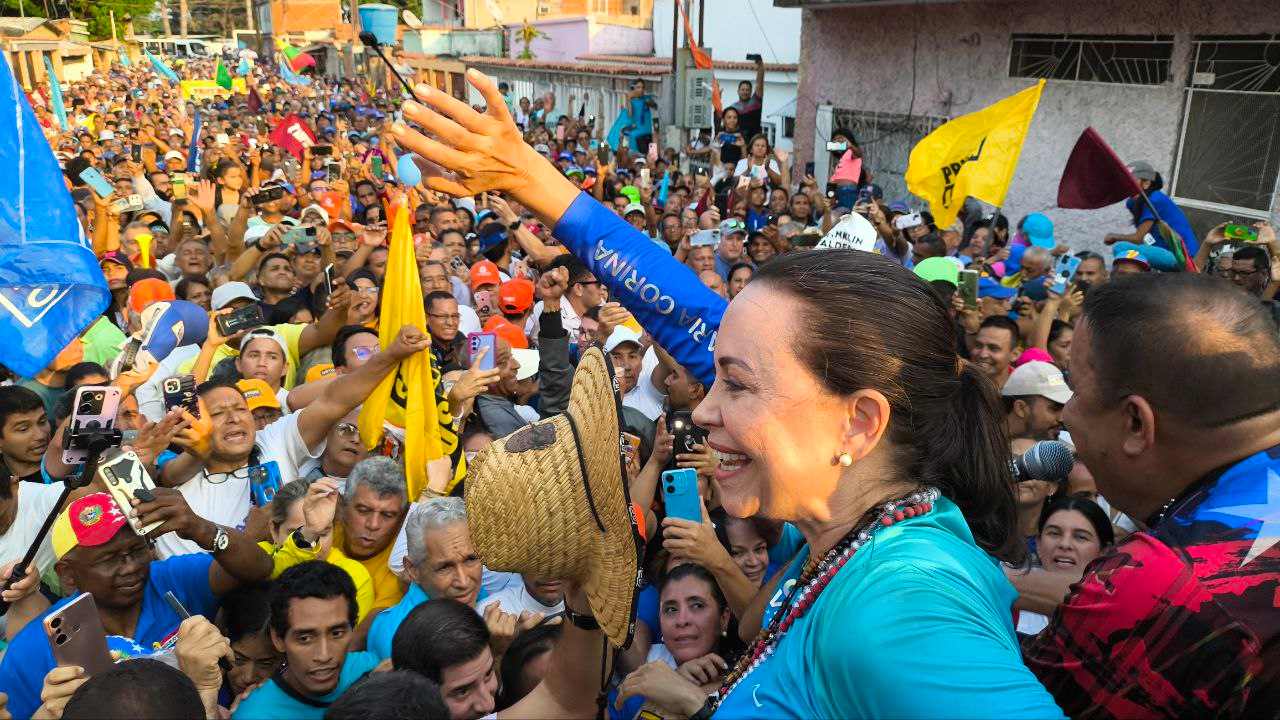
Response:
[357,204,465,498]
[905,80,1044,228]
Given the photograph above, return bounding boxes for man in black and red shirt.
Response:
[729,56,766,141]
[1024,273,1280,718]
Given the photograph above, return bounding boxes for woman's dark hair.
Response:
[1037,496,1114,548]
[175,276,210,302]
[332,324,378,368]
[392,599,490,683]
[1127,172,1164,227]
[219,582,274,644]
[267,295,311,325]
[269,562,358,637]
[325,671,449,720]
[64,362,109,389]
[346,268,378,289]
[658,563,741,660]
[709,507,779,554]
[745,133,770,155]
[498,622,562,710]
[752,250,1023,562]
[1048,319,1073,347]
[269,479,310,531]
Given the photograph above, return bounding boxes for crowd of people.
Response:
[0,43,1275,720]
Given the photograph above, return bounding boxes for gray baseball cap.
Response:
[1128,160,1158,181]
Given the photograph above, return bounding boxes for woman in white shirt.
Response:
[732,134,783,189]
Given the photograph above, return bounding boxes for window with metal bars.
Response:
[1008,34,1174,85]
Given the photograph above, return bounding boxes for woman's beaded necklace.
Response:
[715,487,942,705]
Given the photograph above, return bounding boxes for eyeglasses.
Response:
[1227,267,1263,279]
[203,465,250,485]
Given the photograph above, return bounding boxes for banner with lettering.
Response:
[904,80,1044,227]
[0,55,110,377]
[269,113,316,161]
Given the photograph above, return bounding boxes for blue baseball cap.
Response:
[477,223,509,254]
[1022,213,1055,248]
[978,277,1017,300]
[1020,277,1049,302]
[1003,244,1026,275]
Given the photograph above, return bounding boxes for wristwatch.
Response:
[209,525,230,554]
[508,220,522,231]
[291,526,316,550]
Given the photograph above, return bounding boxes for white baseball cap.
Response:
[603,326,643,353]
[511,348,540,382]
[163,150,185,162]
[211,281,259,311]
[1001,361,1073,404]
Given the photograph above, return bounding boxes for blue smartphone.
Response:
[467,331,497,371]
[661,468,702,523]
[248,461,282,507]
[79,166,115,198]
[1051,256,1082,295]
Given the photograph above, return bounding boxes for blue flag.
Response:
[42,56,67,131]
[145,50,180,83]
[186,111,202,172]
[118,48,131,67]
[0,55,110,378]
[279,59,311,87]
[236,57,251,76]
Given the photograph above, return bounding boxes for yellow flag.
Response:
[905,80,1044,228]
[357,205,464,498]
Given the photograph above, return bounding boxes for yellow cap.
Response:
[236,378,281,411]
[304,363,336,384]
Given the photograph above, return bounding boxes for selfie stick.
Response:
[359,32,416,98]
[0,430,119,615]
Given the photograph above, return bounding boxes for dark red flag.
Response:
[246,87,263,114]
[1057,127,1142,209]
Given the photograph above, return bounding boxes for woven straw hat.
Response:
[465,347,643,648]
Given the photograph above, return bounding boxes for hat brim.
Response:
[465,348,641,648]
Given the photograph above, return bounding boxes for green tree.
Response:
[65,0,160,39]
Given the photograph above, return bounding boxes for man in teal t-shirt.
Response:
[233,562,377,720]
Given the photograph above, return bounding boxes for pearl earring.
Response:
[833,451,853,467]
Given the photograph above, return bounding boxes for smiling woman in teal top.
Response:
[387,72,1064,720]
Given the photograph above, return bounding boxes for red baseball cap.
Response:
[498,278,534,315]
[484,315,528,350]
[52,492,128,560]
[470,260,502,291]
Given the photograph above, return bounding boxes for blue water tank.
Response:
[358,4,399,47]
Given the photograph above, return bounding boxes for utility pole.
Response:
[160,0,173,36]
[109,10,118,42]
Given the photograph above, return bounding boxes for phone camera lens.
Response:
[55,633,67,645]
[50,617,62,629]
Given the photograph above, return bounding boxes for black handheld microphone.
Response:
[359,32,416,97]
[1010,440,1075,483]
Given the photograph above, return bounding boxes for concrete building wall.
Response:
[506,17,652,61]
[794,0,1280,248]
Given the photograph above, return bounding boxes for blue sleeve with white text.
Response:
[553,193,726,386]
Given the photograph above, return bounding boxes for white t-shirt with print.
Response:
[478,581,565,618]
[623,346,666,421]
[153,411,323,558]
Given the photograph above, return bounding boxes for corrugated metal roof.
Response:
[0,17,55,37]
[576,53,797,71]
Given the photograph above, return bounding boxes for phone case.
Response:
[96,448,163,535]
[958,270,979,309]
[468,332,497,371]
[248,461,282,507]
[79,167,114,198]
[669,411,706,456]
[44,593,115,678]
[161,375,199,418]
[63,386,123,465]
[661,469,702,523]
[217,304,266,336]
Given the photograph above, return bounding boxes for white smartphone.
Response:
[96,448,163,536]
[62,386,123,465]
